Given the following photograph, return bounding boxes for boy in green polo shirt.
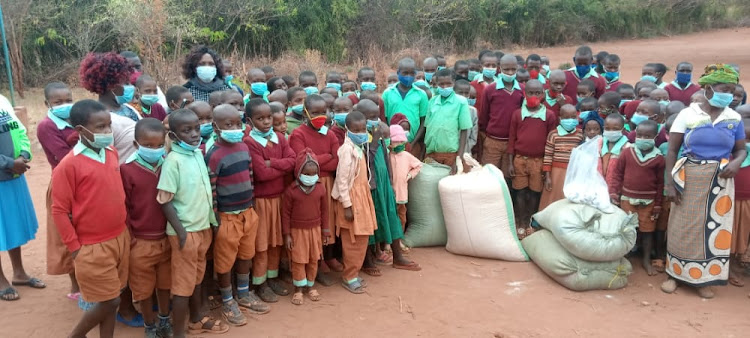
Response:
[157,109,226,336]
[414,69,472,174]
[383,58,429,156]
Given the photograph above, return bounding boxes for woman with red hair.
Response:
[181,45,230,102]
[79,52,140,122]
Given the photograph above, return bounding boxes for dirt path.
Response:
[3,28,750,338]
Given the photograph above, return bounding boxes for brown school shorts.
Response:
[214,208,259,274]
[655,198,670,231]
[75,229,130,303]
[621,200,657,233]
[169,229,212,297]
[129,237,171,301]
[512,156,544,192]
[482,137,511,177]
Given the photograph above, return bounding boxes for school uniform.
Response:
[347,94,387,123]
[332,138,377,282]
[598,135,631,191]
[609,146,665,233]
[605,79,623,93]
[331,124,346,146]
[562,68,606,99]
[130,102,168,121]
[424,92,473,167]
[37,112,77,276]
[382,85,429,142]
[157,142,216,297]
[732,161,750,258]
[542,90,575,115]
[479,79,524,176]
[539,127,584,210]
[290,125,340,244]
[51,142,129,302]
[282,151,330,288]
[508,105,558,192]
[205,139,258,275]
[389,148,422,228]
[626,125,668,147]
[467,106,479,154]
[245,130,296,285]
[120,153,171,301]
[471,76,494,119]
[664,81,701,106]
[285,115,303,135]
[622,100,641,120]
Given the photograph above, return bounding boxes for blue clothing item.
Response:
[676,72,692,85]
[0,176,38,251]
[575,64,592,78]
[641,75,658,83]
[397,74,415,88]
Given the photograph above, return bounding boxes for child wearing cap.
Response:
[388,125,423,230]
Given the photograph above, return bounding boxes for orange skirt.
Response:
[319,176,337,244]
[538,166,566,212]
[255,197,284,251]
[290,227,323,264]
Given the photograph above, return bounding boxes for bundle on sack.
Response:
[403,162,450,247]
[563,136,615,213]
[532,199,637,262]
[522,229,632,291]
[439,154,528,261]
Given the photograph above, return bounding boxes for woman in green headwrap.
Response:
[662,64,746,298]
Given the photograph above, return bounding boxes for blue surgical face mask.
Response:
[251,127,274,139]
[658,100,670,107]
[468,70,480,82]
[115,85,135,105]
[468,98,477,106]
[575,64,592,78]
[413,80,428,88]
[604,71,619,82]
[542,65,551,72]
[676,72,692,85]
[397,74,415,88]
[619,99,632,108]
[482,67,497,79]
[288,104,304,115]
[137,144,165,163]
[360,82,377,92]
[333,113,348,126]
[366,119,380,131]
[630,113,649,126]
[635,138,655,151]
[438,87,454,98]
[707,86,734,108]
[348,130,368,145]
[200,122,213,137]
[251,82,268,96]
[299,174,319,187]
[342,91,355,98]
[326,83,342,91]
[140,94,159,106]
[641,75,657,83]
[304,86,319,95]
[437,66,446,71]
[579,110,594,119]
[80,127,114,149]
[603,130,623,142]
[424,72,434,82]
[499,72,516,83]
[560,118,579,132]
[50,103,73,120]
[219,128,244,143]
[196,65,217,83]
[225,74,235,84]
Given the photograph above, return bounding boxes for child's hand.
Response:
[71,250,79,260]
[666,185,682,205]
[344,207,354,222]
[544,175,552,191]
[214,212,221,227]
[176,228,187,250]
[651,212,660,221]
[284,234,294,251]
[10,157,30,174]
[555,94,567,106]
[450,163,458,175]
[265,160,271,168]
[322,233,330,245]
[508,163,515,178]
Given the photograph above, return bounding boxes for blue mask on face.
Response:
[424,72,434,82]
[116,85,135,105]
[80,127,114,149]
[468,71,480,82]
[225,74,234,84]
[482,67,497,79]
[140,94,159,106]
[196,66,217,83]
[542,65,551,72]
[50,103,73,120]
[299,174,319,187]
[200,122,213,137]
[333,113,348,126]
[437,66,446,71]
[304,86,319,95]
[413,80,428,88]
[251,82,268,96]
[360,82,377,92]
[250,127,274,139]
[438,87,454,98]
[641,75,658,83]
[219,128,244,143]
[468,98,476,106]
[619,99,632,108]
[604,71,619,81]
[326,83,342,91]
[366,119,380,131]
[137,144,165,163]
[630,113,649,126]
[288,104,304,115]
[398,74,415,88]
[676,72,692,85]
[500,72,516,83]
[707,86,734,108]
[575,64,592,78]
[348,130,368,145]
[635,138,655,151]
[560,118,579,132]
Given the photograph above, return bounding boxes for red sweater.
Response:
[331,125,346,146]
[664,83,700,106]
[735,166,750,201]
[508,108,559,158]
[289,125,340,177]
[479,84,524,139]
[281,182,330,235]
[51,149,127,252]
[471,79,492,120]
[626,126,668,147]
[562,70,606,99]
[605,80,623,93]
[120,159,167,240]
[609,147,665,207]
[244,132,296,199]
[543,93,575,116]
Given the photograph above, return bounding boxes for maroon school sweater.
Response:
[609,147,665,207]
[479,84,524,140]
[281,182,330,235]
[626,126,668,147]
[664,83,700,106]
[120,158,167,240]
[543,91,575,116]
[289,125,340,177]
[735,166,750,201]
[244,131,296,199]
[562,69,606,99]
[507,107,559,158]
[37,117,77,169]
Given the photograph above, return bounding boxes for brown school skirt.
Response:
[290,227,323,265]
[46,182,73,275]
[733,200,750,257]
[538,166,566,211]
[256,197,284,251]
[319,176,337,244]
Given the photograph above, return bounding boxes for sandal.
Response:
[268,278,291,296]
[375,252,393,265]
[187,316,229,335]
[651,259,666,273]
[257,284,279,303]
[207,295,223,310]
[0,287,19,301]
[661,278,678,294]
[12,277,46,289]
[341,280,365,294]
[66,292,80,301]
[361,267,382,277]
[729,276,745,287]
[291,292,304,305]
[697,286,715,299]
[237,291,271,314]
[117,312,144,328]
[357,277,368,288]
[221,299,247,326]
[307,289,321,302]
[393,261,422,271]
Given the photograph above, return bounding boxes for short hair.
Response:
[578,97,598,110]
[181,45,224,80]
[357,67,375,78]
[575,45,593,57]
[266,77,283,91]
[304,94,326,109]
[526,54,541,63]
[604,113,625,126]
[637,119,659,134]
[600,92,622,108]
[282,75,296,86]
[287,87,305,101]
[454,79,471,91]
[478,50,493,60]
[44,82,69,100]
[578,79,596,92]
[166,85,190,104]
[168,108,198,131]
[79,52,131,95]
[325,71,339,80]
[517,68,530,76]
[269,102,284,114]
[119,51,138,59]
[454,60,469,69]
[342,80,358,90]
[220,89,242,102]
[494,51,505,59]
[677,61,692,69]
[135,74,155,87]
[604,54,621,64]
[261,66,274,74]
[245,97,269,117]
[653,63,667,74]
[134,117,166,140]
[468,58,480,66]
[359,90,379,103]
[398,58,416,70]
[595,51,609,62]
[617,84,634,93]
[514,55,525,65]
[345,111,366,129]
[435,68,453,80]
[70,99,107,127]
[299,70,317,82]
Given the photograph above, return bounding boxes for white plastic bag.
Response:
[563,136,614,213]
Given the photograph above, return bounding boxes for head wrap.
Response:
[582,111,604,133]
[389,113,410,129]
[698,64,739,86]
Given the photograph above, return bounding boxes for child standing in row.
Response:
[599,114,630,186]
[388,125,422,229]
[539,104,584,210]
[133,75,168,121]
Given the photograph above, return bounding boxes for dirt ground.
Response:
[2,28,750,338]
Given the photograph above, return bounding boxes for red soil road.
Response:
[2,28,750,338]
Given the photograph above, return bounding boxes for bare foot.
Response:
[643,258,656,276]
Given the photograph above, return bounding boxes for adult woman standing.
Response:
[182,45,230,102]
[662,64,745,299]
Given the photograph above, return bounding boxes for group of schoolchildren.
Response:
[21,44,749,337]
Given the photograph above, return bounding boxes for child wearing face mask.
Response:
[609,120,665,277]
[599,114,630,185]
[132,75,168,121]
[282,149,330,305]
[539,104,584,211]
[388,125,422,231]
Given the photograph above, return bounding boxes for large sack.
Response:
[522,229,631,291]
[563,136,615,213]
[439,161,528,261]
[532,199,637,262]
[403,162,450,247]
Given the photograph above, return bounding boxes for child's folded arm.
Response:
[320,186,330,233]
[51,165,81,252]
[250,148,286,181]
[281,188,293,236]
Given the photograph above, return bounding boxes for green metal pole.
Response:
[0,3,15,106]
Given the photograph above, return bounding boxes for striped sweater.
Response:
[205,139,254,213]
[542,128,584,172]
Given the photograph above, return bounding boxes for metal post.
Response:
[0,3,15,106]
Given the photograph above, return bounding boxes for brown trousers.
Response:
[252,246,281,284]
[340,228,369,281]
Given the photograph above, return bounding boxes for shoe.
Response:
[237,291,271,314]
[144,325,159,338]
[157,316,173,338]
[221,299,247,326]
[697,286,714,299]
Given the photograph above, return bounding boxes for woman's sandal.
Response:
[12,277,46,289]
[375,252,393,265]
[729,275,745,287]
[393,261,422,271]
[307,289,321,302]
[187,316,230,335]
[651,259,666,273]
[0,287,19,301]
[361,267,382,277]
[341,280,365,294]
[291,292,304,305]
